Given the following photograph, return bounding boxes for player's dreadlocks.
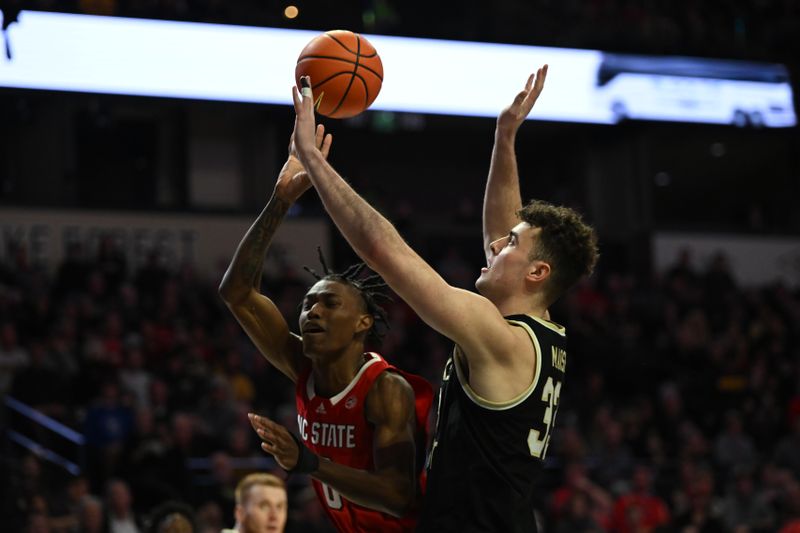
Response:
[303,247,391,344]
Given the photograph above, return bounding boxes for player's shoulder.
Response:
[370,370,414,402]
[365,370,415,423]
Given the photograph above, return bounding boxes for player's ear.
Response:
[235,504,244,525]
[356,314,374,335]
[526,260,551,283]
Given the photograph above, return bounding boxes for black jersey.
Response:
[417,314,567,533]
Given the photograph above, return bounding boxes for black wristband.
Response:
[287,432,320,475]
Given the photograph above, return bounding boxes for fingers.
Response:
[320,133,333,159]
[514,66,546,107]
[300,76,312,97]
[249,413,287,446]
[525,73,535,92]
[248,413,282,433]
[519,64,549,110]
[537,64,548,89]
[299,75,314,112]
[292,76,314,114]
[314,124,325,148]
[292,85,302,112]
[248,413,299,470]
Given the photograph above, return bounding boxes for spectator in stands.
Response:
[84,380,134,486]
[670,465,725,533]
[714,410,757,474]
[106,479,140,533]
[227,473,287,533]
[79,495,105,533]
[774,418,800,480]
[609,464,670,533]
[555,491,604,533]
[0,321,29,396]
[550,462,612,527]
[719,467,776,533]
[144,501,198,533]
[194,452,236,520]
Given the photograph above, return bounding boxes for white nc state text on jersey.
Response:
[297,414,356,448]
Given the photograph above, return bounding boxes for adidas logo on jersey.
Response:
[316,404,327,414]
[345,396,357,409]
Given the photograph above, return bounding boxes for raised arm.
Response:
[218,125,332,383]
[249,372,419,517]
[290,80,517,367]
[483,65,548,262]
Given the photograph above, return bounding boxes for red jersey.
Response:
[295,352,433,533]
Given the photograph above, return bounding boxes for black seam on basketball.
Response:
[312,71,373,116]
[297,55,383,81]
[314,71,372,93]
[324,32,378,58]
[328,35,361,117]
[311,71,356,94]
[357,74,370,110]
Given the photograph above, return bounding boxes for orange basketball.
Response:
[295,30,383,119]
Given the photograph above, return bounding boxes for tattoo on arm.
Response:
[229,194,291,293]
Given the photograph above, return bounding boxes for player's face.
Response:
[237,485,288,533]
[299,279,371,358]
[476,222,540,299]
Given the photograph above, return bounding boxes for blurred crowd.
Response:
[0,233,799,533]
[6,0,799,62]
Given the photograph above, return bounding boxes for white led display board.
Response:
[0,10,795,127]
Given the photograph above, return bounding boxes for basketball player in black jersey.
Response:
[290,66,599,532]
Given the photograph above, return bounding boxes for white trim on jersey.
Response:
[528,314,567,336]
[305,352,382,405]
[453,318,543,411]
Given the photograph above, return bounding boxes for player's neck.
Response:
[311,346,367,398]
[493,292,549,319]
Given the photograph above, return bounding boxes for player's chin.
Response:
[301,336,326,354]
[475,273,490,293]
[302,339,341,360]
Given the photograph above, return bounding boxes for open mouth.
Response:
[302,324,325,334]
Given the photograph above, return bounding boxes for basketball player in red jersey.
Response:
[219,126,432,533]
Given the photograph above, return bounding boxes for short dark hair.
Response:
[304,248,391,345]
[517,200,599,302]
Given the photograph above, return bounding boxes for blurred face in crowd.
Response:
[107,480,132,516]
[299,279,372,360]
[236,484,288,533]
[157,513,194,533]
[27,514,50,533]
[81,499,104,533]
[632,465,652,493]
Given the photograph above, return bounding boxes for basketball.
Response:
[295,30,384,119]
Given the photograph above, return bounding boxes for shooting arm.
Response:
[483,127,522,258]
[483,66,548,261]
[218,193,306,382]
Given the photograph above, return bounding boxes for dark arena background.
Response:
[2,1,800,532]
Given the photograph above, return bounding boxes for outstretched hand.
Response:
[497,65,548,135]
[248,413,299,470]
[274,123,333,204]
